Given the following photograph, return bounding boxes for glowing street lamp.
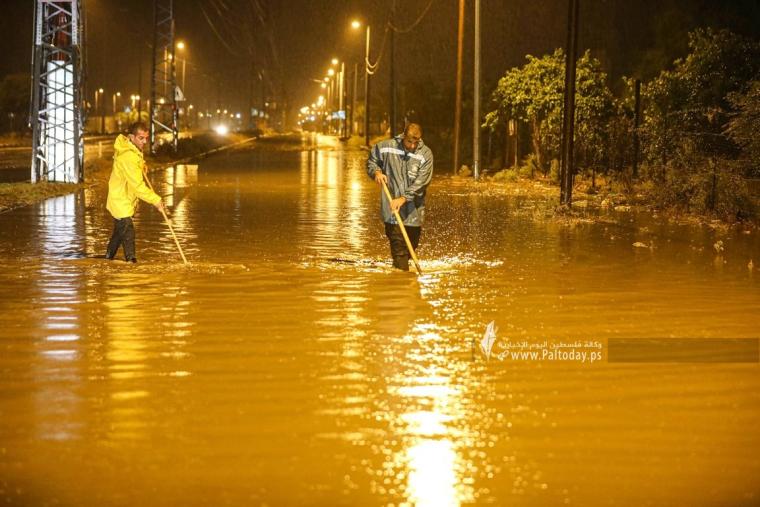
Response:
[175,40,187,93]
[94,88,103,112]
[130,94,140,111]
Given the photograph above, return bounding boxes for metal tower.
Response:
[30,0,85,183]
[149,0,178,153]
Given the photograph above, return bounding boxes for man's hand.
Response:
[374,170,388,187]
[155,200,166,213]
[390,196,406,213]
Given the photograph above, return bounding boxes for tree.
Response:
[726,81,760,176]
[485,49,613,174]
[640,28,760,218]
[642,28,760,168]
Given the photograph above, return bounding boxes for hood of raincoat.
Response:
[114,134,141,158]
[106,135,160,219]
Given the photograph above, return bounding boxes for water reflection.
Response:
[297,148,343,258]
[35,193,85,441]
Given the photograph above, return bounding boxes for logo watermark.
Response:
[473,324,759,364]
[474,322,603,364]
[480,320,498,359]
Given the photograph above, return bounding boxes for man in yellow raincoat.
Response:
[105,122,164,262]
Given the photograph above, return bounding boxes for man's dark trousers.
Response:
[384,222,421,271]
[106,217,136,260]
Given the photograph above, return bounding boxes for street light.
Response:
[176,41,188,130]
[175,41,187,94]
[95,87,104,133]
[112,91,121,132]
[330,60,346,137]
[351,19,372,146]
[112,91,121,114]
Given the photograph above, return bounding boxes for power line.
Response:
[388,0,436,33]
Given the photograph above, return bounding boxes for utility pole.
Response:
[138,56,143,118]
[339,62,346,137]
[633,79,641,179]
[364,25,372,147]
[351,62,358,137]
[30,0,85,183]
[472,0,481,180]
[149,0,178,153]
[453,0,465,174]
[389,4,397,138]
[249,59,255,130]
[560,0,580,205]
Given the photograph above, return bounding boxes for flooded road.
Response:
[1,134,758,506]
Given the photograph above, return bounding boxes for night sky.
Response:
[3,0,759,125]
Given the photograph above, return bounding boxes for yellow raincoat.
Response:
[106,134,161,219]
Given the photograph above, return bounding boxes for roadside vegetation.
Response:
[483,28,760,223]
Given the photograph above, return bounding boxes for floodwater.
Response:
[1,134,758,506]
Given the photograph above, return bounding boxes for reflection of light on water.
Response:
[104,277,153,439]
[394,394,471,505]
[45,333,79,341]
[153,165,197,260]
[346,157,365,252]
[384,354,474,506]
[401,410,453,436]
[298,148,343,257]
[407,439,459,507]
[397,382,458,399]
[362,320,487,505]
[40,349,78,359]
[35,193,84,440]
[111,390,149,401]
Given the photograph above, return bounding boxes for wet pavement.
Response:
[0,134,759,506]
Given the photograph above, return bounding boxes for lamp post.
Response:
[350,20,362,137]
[112,92,121,132]
[340,61,346,137]
[352,20,372,146]
[112,91,121,115]
[327,67,336,134]
[176,41,187,93]
[473,0,481,180]
[176,41,187,130]
[95,88,104,133]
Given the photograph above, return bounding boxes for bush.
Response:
[492,168,518,182]
[643,157,755,220]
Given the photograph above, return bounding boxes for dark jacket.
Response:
[366,135,434,226]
